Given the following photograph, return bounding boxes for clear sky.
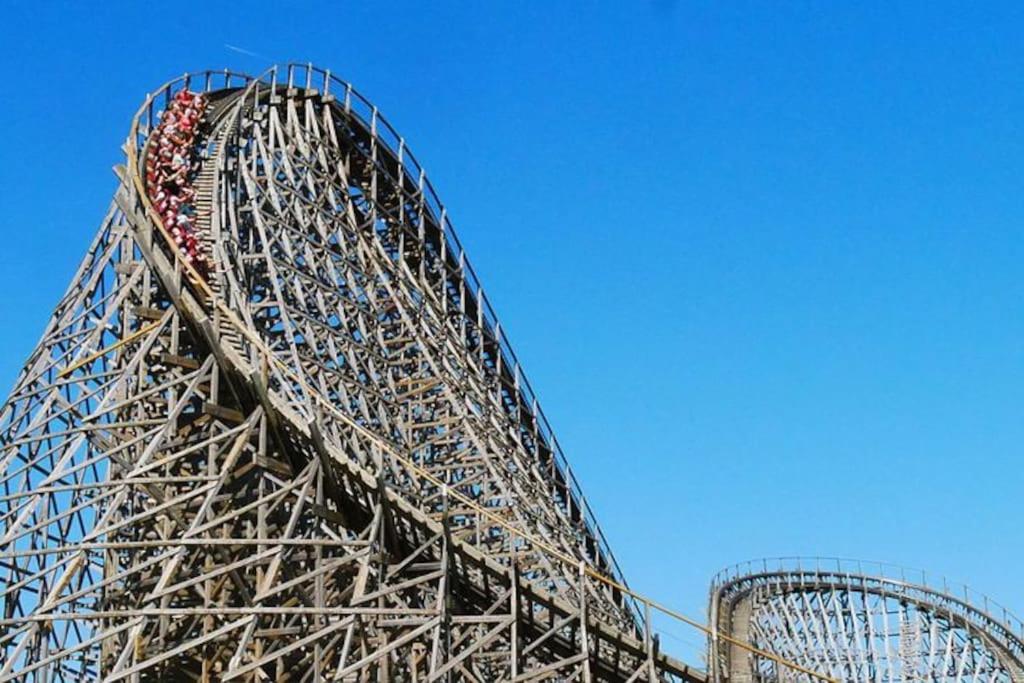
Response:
[1,1,1021,660]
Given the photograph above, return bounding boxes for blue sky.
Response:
[1,1,1021,658]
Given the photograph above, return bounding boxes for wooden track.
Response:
[13,65,1016,683]
[0,66,705,682]
[710,560,1024,683]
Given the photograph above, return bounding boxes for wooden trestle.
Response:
[0,66,706,681]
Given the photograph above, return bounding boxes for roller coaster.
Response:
[0,64,1018,682]
[710,558,1024,682]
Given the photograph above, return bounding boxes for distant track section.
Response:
[710,558,1024,683]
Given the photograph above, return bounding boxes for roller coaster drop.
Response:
[0,65,1019,682]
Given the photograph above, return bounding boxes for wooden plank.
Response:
[132,305,165,320]
[255,455,293,478]
[203,402,245,424]
[311,503,345,525]
[159,353,200,370]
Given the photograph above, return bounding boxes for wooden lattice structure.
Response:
[0,65,706,681]
[5,64,1018,683]
[710,558,1024,683]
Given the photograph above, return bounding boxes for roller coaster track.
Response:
[10,63,1018,683]
[19,63,982,683]
[710,558,1024,683]
[0,65,734,681]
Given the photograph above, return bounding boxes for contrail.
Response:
[224,44,268,60]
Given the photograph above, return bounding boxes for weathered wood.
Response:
[0,63,752,683]
[202,402,245,424]
[160,353,201,369]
